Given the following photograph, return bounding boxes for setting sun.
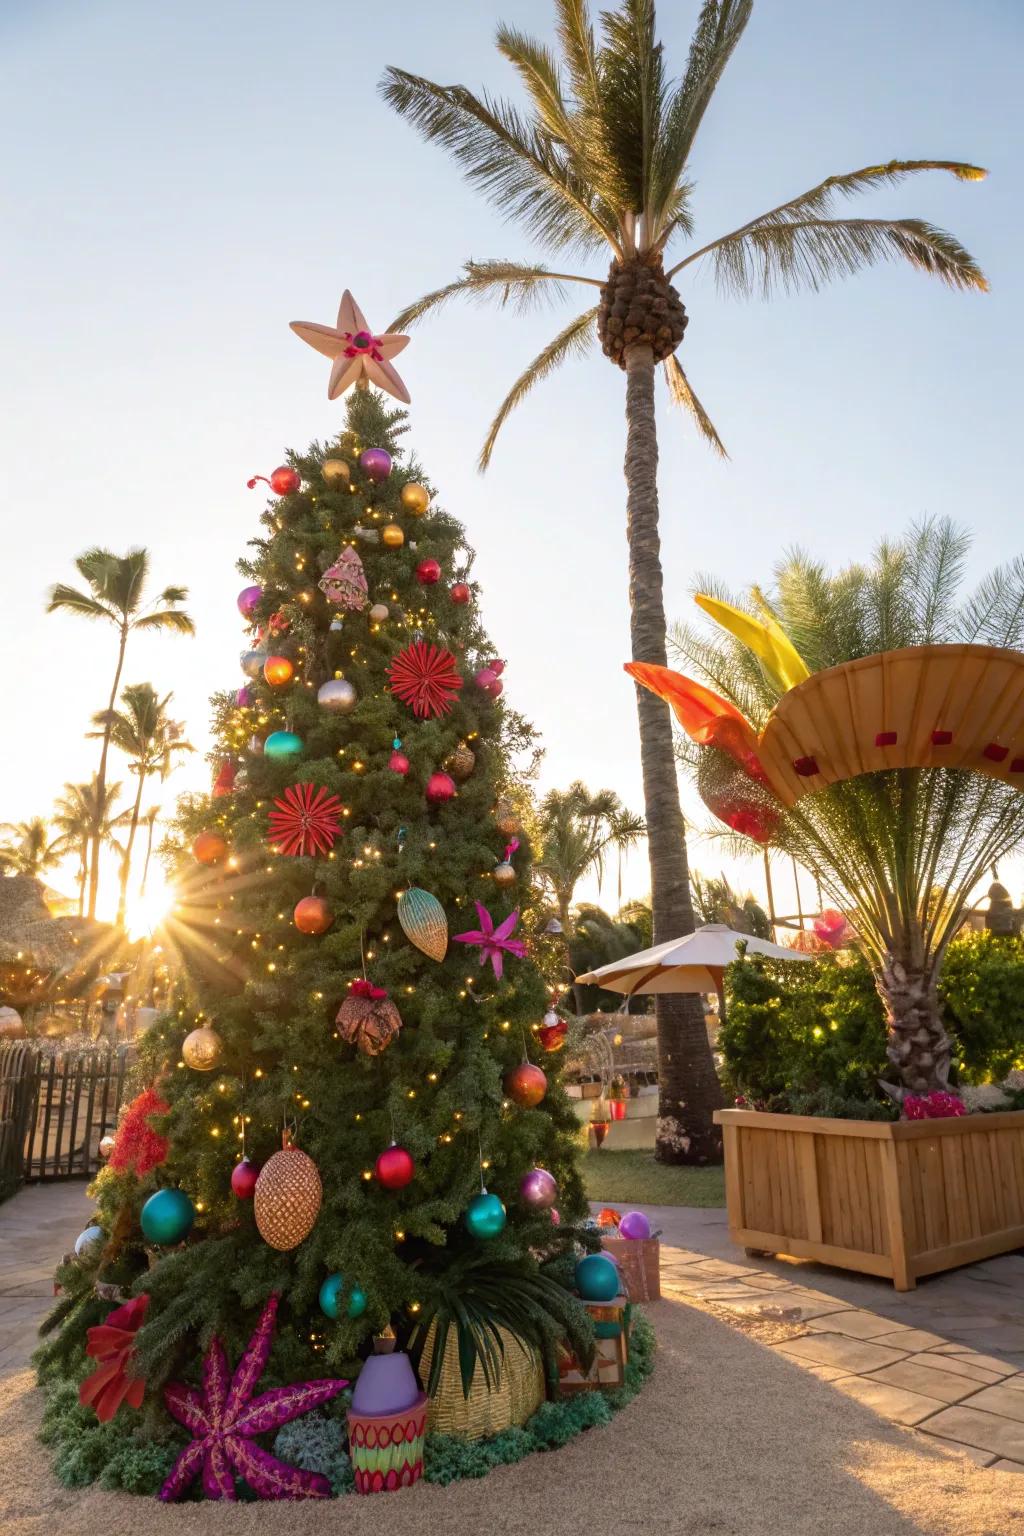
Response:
[124,873,176,942]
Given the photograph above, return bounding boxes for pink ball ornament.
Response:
[475,667,497,692]
[375,1144,415,1190]
[426,771,456,805]
[389,749,410,775]
[487,660,505,677]
[236,686,253,708]
[416,558,441,586]
[359,448,392,483]
[520,1167,557,1211]
[618,1210,652,1241]
[550,1208,561,1225]
[237,585,263,620]
[485,678,503,699]
[230,1158,260,1200]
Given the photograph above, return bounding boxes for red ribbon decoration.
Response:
[350,978,388,1000]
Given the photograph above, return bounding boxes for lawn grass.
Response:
[582,1149,726,1208]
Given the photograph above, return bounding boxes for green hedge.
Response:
[720,931,1024,1109]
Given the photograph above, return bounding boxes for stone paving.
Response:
[0,1181,89,1379]
[646,1202,1024,1473]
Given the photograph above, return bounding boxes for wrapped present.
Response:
[601,1234,661,1301]
[347,1392,428,1494]
[557,1294,630,1394]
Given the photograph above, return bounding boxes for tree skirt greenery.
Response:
[37,1312,655,1499]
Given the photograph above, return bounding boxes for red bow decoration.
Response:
[80,1294,150,1421]
[268,783,343,857]
[349,978,388,1001]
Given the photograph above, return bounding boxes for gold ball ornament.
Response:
[494,799,521,838]
[254,1134,322,1251]
[447,743,476,781]
[381,523,405,549]
[369,602,389,623]
[493,860,517,888]
[182,1025,224,1072]
[400,482,430,516]
[321,458,350,486]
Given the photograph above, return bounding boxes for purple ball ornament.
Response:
[237,585,263,620]
[619,1210,652,1241]
[236,686,253,708]
[519,1167,557,1211]
[359,448,392,484]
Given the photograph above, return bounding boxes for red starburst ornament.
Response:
[388,640,463,720]
[267,783,343,858]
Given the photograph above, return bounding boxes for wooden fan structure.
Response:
[629,643,1024,813]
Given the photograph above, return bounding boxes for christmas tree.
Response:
[37,299,601,1497]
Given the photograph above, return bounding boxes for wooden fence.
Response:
[0,1042,131,1185]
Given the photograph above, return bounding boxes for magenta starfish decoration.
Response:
[453,903,527,980]
[159,1294,348,1502]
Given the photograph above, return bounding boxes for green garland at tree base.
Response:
[37,1312,655,1499]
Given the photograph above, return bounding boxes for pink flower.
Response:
[903,1091,966,1121]
[453,903,527,980]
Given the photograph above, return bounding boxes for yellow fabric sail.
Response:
[694,594,811,694]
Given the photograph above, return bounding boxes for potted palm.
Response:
[608,1074,628,1121]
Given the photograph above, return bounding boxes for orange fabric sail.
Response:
[625,662,765,780]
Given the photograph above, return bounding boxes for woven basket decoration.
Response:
[756,644,1024,806]
[336,982,403,1056]
[254,1133,322,1250]
[397,887,448,962]
[418,1321,546,1440]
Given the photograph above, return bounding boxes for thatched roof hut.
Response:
[0,876,121,1009]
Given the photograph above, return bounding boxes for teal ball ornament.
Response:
[264,730,303,759]
[140,1187,195,1246]
[319,1273,368,1320]
[466,1189,507,1240]
[575,1253,619,1302]
[74,1224,105,1258]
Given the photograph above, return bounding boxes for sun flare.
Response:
[124,873,176,941]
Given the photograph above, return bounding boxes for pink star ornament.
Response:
[453,903,528,981]
[290,290,411,403]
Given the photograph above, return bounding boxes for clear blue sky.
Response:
[2,0,1021,918]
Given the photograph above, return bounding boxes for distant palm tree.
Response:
[691,872,770,938]
[90,685,192,926]
[534,783,645,998]
[47,549,194,918]
[51,778,124,917]
[0,818,64,879]
[382,0,986,1162]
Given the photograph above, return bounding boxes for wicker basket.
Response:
[418,1322,546,1439]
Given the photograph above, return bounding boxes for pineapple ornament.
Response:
[597,252,688,367]
[447,741,475,781]
[494,798,520,839]
[254,1129,322,1251]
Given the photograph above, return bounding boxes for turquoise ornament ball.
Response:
[264,730,303,759]
[465,1190,507,1240]
[320,1274,369,1320]
[575,1253,620,1302]
[140,1187,195,1246]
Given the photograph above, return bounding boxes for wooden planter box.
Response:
[714,1107,1024,1291]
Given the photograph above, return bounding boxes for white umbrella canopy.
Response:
[575,922,813,997]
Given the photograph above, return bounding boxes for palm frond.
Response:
[663,354,727,457]
[133,609,196,635]
[594,0,666,225]
[390,259,596,332]
[553,0,602,118]
[157,585,189,606]
[958,556,1024,649]
[653,0,753,231]
[479,307,598,470]
[495,24,573,143]
[685,215,988,298]
[378,68,617,255]
[45,584,117,622]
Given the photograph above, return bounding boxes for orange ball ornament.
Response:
[504,1062,547,1108]
[294,895,333,935]
[192,830,227,865]
[381,523,405,549]
[263,655,294,687]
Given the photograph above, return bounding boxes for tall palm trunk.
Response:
[624,345,722,1164]
[89,625,128,920]
[116,770,147,928]
[141,812,158,896]
[77,842,87,916]
[877,938,952,1094]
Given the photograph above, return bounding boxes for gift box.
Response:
[602,1234,661,1301]
[347,1392,428,1494]
[557,1294,630,1394]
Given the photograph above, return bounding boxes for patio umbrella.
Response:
[574,922,812,1018]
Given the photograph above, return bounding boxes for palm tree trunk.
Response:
[623,344,723,1164]
[77,843,87,917]
[877,951,952,1094]
[117,772,146,927]
[88,625,128,920]
[141,814,156,897]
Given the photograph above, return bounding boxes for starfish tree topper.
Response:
[290,289,411,403]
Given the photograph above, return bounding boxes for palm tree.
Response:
[669,518,1024,1096]
[139,806,161,898]
[381,0,986,1162]
[0,818,64,879]
[90,685,192,927]
[46,548,194,919]
[691,872,771,938]
[534,782,645,1007]
[50,778,124,918]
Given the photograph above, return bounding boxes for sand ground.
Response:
[3,1293,1024,1536]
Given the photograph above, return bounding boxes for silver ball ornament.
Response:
[240,650,265,679]
[318,678,358,714]
[75,1224,105,1258]
[248,734,264,755]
